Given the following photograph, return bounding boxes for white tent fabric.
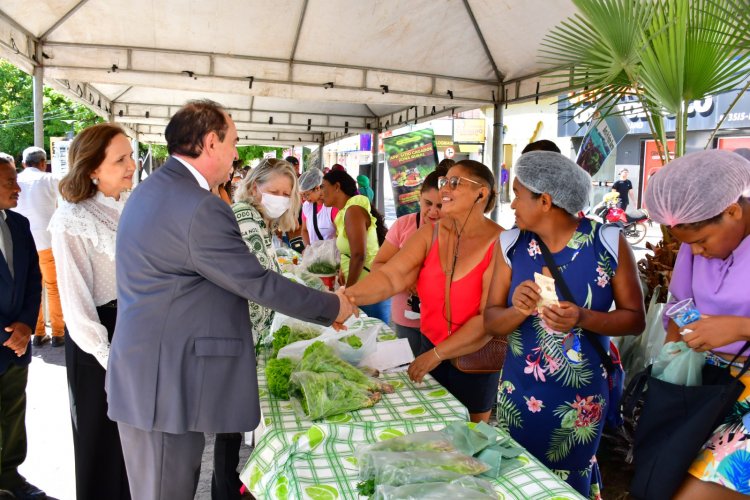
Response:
[0,0,576,145]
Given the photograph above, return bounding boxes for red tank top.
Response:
[416,236,496,345]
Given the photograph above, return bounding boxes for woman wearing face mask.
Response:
[214,158,298,500]
[370,165,447,355]
[645,150,750,499]
[232,158,299,339]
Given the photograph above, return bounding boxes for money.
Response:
[534,272,559,314]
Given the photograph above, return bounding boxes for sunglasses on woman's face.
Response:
[437,176,482,191]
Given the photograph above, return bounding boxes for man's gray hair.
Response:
[0,152,14,165]
[22,146,46,167]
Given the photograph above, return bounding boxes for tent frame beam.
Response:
[39,0,91,41]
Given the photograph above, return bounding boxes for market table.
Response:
[240,318,584,500]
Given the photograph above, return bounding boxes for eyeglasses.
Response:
[301,186,320,200]
[437,176,482,191]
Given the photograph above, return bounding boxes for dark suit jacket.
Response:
[107,157,340,434]
[0,210,42,375]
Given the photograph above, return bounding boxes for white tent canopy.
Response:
[0,0,576,147]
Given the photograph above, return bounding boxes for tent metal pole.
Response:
[490,102,504,223]
[33,65,44,148]
[372,130,382,211]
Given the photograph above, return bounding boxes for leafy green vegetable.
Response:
[307,261,339,275]
[271,325,321,357]
[265,357,294,399]
[356,479,375,496]
[299,342,393,393]
[340,335,363,349]
[289,371,381,420]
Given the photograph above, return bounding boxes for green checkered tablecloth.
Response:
[240,318,583,500]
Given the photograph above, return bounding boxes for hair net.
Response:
[514,151,592,215]
[644,150,750,226]
[298,168,323,191]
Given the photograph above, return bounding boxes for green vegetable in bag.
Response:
[300,342,393,393]
[290,371,381,420]
[265,357,294,399]
[307,261,339,275]
[340,335,363,349]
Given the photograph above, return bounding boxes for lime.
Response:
[248,464,262,489]
[378,428,405,440]
[427,389,448,398]
[307,425,325,450]
[305,484,339,500]
[273,476,289,500]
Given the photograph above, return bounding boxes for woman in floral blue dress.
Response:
[484,151,645,498]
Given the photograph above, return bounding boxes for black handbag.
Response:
[626,342,750,499]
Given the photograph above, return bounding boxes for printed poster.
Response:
[576,112,629,176]
[383,129,439,217]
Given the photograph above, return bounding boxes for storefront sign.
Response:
[383,129,438,217]
[718,136,750,151]
[558,89,750,137]
[453,118,486,143]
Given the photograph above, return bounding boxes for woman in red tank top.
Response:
[346,160,503,422]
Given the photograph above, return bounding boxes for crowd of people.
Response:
[0,99,749,500]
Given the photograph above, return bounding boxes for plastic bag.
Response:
[358,431,456,455]
[276,317,380,366]
[281,267,326,291]
[302,239,340,276]
[620,286,667,385]
[374,477,497,500]
[652,341,706,386]
[358,451,489,486]
[266,314,326,354]
[289,371,381,420]
[275,247,301,267]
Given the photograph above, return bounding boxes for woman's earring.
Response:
[92,178,99,186]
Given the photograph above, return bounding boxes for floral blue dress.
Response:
[497,218,616,499]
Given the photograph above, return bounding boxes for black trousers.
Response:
[0,363,28,490]
[65,305,131,500]
[212,432,243,500]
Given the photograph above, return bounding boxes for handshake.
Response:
[332,287,359,330]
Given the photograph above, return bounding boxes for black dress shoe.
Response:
[0,489,16,499]
[31,336,49,347]
[9,481,45,500]
[50,336,65,348]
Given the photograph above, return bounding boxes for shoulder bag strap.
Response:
[537,237,615,373]
[311,202,325,241]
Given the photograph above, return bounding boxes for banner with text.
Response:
[383,129,439,217]
[576,111,629,177]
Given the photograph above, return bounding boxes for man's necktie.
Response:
[0,213,14,279]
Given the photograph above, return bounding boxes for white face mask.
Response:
[260,191,291,219]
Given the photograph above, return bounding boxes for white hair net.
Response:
[514,151,592,215]
[298,168,323,191]
[644,150,750,226]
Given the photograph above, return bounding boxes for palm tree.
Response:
[541,0,750,163]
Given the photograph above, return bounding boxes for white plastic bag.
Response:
[276,317,381,366]
[620,286,667,384]
[652,341,706,386]
[302,239,340,276]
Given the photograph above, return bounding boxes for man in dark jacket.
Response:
[0,155,45,499]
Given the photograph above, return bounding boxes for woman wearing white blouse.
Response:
[48,123,134,500]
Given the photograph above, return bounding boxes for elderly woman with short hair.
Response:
[484,151,645,497]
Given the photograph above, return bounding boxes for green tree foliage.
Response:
[139,142,285,163]
[0,59,101,160]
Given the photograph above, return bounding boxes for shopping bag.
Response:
[628,342,750,499]
[301,239,340,276]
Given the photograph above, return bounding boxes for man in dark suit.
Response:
[107,100,356,500]
[0,156,46,499]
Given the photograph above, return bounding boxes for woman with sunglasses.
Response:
[298,168,338,246]
[344,160,502,423]
[483,151,644,497]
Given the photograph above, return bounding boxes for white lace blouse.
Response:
[49,191,128,369]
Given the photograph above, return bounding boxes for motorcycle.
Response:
[593,193,651,245]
